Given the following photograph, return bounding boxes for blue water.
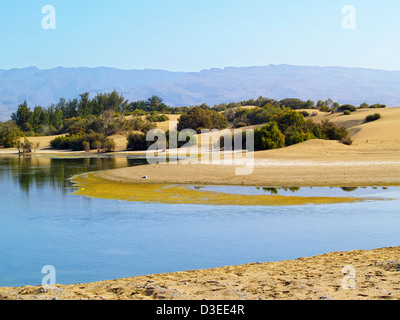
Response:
[0,155,399,287]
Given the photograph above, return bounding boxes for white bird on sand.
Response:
[143,176,148,179]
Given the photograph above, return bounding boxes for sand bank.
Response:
[1,246,399,300]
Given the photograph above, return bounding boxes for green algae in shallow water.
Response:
[71,173,371,206]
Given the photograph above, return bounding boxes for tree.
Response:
[77,92,93,118]
[126,132,148,151]
[177,107,228,133]
[11,101,32,130]
[146,96,164,110]
[92,90,128,115]
[279,98,306,110]
[32,106,48,134]
[359,102,369,109]
[0,121,24,148]
[338,104,357,112]
[254,122,285,151]
[47,104,63,131]
[274,108,305,134]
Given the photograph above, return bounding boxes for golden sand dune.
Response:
[87,108,400,188]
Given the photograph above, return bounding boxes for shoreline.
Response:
[1,245,399,300]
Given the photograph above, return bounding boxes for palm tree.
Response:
[146,95,163,110]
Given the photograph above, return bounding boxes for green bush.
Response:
[340,137,353,145]
[82,141,90,152]
[234,121,247,128]
[146,113,170,122]
[0,121,24,148]
[177,107,228,133]
[50,133,115,152]
[319,106,331,112]
[254,122,285,151]
[126,132,149,151]
[366,113,381,122]
[299,111,310,117]
[338,104,357,112]
[369,104,386,109]
[320,120,348,140]
[343,110,351,115]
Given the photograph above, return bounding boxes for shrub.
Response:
[177,107,228,133]
[0,121,24,148]
[146,113,170,122]
[50,136,71,149]
[284,126,313,146]
[340,137,353,145]
[338,104,357,112]
[254,122,285,151]
[16,138,33,153]
[82,141,90,152]
[50,133,115,152]
[320,120,348,140]
[366,113,381,122]
[343,110,351,115]
[102,139,116,152]
[319,106,331,112]
[234,121,247,128]
[369,104,386,109]
[127,132,148,151]
[299,111,310,117]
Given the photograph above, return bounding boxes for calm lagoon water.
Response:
[0,155,400,287]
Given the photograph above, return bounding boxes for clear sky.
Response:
[0,0,399,71]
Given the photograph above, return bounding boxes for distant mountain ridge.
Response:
[0,64,399,120]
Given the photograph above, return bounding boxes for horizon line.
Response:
[1,64,400,73]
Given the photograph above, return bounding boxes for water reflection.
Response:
[191,185,396,198]
[257,187,301,194]
[0,155,146,194]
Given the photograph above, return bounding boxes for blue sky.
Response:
[0,0,399,71]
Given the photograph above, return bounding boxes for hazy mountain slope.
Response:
[0,64,399,120]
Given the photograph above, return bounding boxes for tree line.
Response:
[1,91,386,151]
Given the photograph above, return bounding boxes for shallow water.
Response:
[0,155,399,287]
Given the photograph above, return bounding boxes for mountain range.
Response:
[1,64,399,120]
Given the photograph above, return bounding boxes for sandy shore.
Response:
[1,246,399,300]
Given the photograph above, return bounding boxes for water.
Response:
[0,155,400,287]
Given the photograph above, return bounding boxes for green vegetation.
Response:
[369,104,386,109]
[4,92,383,152]
[126,129,197,151]
[50,133,116,152]
[146,113,170,123]
[126,132,149,151]
[338,104,357,112]
[366,113,382,122]
[177,107,228,133]
[254,122,285,151]
[0,121,24,148]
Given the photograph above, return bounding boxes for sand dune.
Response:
[88,108,400,188]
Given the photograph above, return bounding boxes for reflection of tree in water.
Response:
[0,156,146,194]
[340,187,359,192]
[256,187,301,195]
